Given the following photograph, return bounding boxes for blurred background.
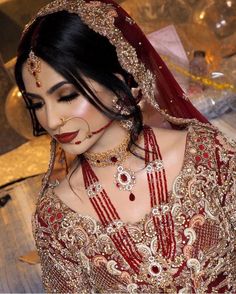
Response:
[1,0,236,156]
[0,0,235,292]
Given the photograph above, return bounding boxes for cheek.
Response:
[34,99,92,126]
[72,99,94,117]
[35,98,109,133]
[35,110,48,130]
[71,99,108,126]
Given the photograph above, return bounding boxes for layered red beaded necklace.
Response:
[84,132,137,201]
[81,125,176,274]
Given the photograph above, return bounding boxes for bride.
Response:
[15,0,236,293]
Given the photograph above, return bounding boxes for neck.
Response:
[87,121,130,154]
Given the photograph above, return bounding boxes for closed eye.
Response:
[26,92,79,110]
[26,101,44,110]
[58,92,79,102]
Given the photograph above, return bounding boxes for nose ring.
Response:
[60,117,66,126]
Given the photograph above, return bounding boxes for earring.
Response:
[112,97,134,131]
[27,50,42,88]
[120,118,134,131]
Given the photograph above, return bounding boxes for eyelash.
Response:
[26,92,79,110]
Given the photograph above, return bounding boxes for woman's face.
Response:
[22,59,112,154]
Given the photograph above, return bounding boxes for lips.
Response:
[54,131,79,144]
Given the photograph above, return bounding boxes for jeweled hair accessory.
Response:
[22,0,209,126]
[23,0,156,109]
[27,50,42,87]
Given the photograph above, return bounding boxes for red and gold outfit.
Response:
[33,123,236,293]
[18,0,236,292]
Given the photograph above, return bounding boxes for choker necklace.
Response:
[84,132,137,201]
[81,125,176,272]
[84,132,130,167]
[84,132,146,202]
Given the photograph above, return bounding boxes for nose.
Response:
[45,104,62,131]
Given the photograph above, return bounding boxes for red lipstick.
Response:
[54,131,79,144]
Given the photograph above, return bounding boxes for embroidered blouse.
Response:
[33,124,236,293]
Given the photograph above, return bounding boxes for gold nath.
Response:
[84,133,130,167]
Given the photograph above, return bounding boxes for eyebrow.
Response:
[24,81,71,99]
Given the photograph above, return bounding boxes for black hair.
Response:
[15,11,143,150]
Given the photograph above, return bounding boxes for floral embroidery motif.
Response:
[33,124,236,293]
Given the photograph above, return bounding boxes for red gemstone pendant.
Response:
[121,173,128,182]
[129,193,135,201]
[114,165,136,191]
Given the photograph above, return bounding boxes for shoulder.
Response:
[188,122,236,155]
[150,125,188,154]
[185,122,236,171]
[150,122,236,169]
[187,123,235,207]
[34,183,68,230]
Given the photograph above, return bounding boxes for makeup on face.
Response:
[22,60,112,155]
[24,82,79,111]
[54,130,80,144]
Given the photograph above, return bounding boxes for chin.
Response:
[59,142,91,155]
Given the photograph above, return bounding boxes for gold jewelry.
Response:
[27,50,42,87]
[114,165,136,193]
[21,0,206,134]
[59,116,92,139]
[112,97,134,131]
[60,117,67,126]
[84,131,145,201]
[22,0,157,110]
[84,132,130,167]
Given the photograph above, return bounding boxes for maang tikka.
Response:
[27,50,42,87]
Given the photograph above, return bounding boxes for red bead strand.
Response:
[96,196,113,224]
[111,234,140,273]
[168,212,177,260]
[91,120,113,135]
[81,125,177,274]
[90,198,108,226]
[100,191,120,220]
[144,126,176,259]
[123,227,143,261]
[81,156,143,273]
[153,215,166,256]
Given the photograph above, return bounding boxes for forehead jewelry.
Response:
[27,50,42,87]
[21,0,200,127]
